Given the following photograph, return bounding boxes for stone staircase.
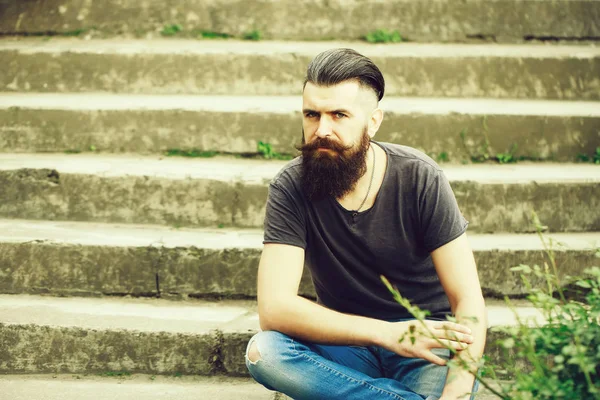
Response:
[1,0,599,399]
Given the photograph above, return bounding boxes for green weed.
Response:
[257,141,276,159]
[243,30,262,41]
[460,117,491,163]
[365,29,403,43]
[257,141,294,160]
[495,143,518,164]
[195,30,231,39]
[165,149,218,158]
[437,152,449,163]
[161,24,183,37]
[577,154,591,162]
[426,152,450,163]
[460,117,519,164]
[576,147,600,164]
[382,212,600,400]
[64,146,98,154]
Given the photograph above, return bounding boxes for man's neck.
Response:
[337,143,386,212]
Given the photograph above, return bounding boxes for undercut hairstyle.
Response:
[304,48,385,101]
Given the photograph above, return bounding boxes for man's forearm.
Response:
[440,296,487,399]
[259,294,388,347]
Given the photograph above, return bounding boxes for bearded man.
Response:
[245,48,487,400]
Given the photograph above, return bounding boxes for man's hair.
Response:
[304,48,385,101]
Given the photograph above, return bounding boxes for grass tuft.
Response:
[165,149,218,158]
[365,29,403,43]
[161,24,183,37]
[243,30,262,41]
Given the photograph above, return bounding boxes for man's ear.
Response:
[368,108,384,137]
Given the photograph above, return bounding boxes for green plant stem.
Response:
[381,276,507,399]
[532,211,597,396]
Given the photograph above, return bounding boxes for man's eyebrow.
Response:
[329,109,352,115]
[302,108,352,115]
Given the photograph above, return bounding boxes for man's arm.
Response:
[257,243,474,363]
[431,233,487,400]
[258,243,389,345]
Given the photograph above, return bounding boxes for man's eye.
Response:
[305,112,317,118]
[335,113,346,119]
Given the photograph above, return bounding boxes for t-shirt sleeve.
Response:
[418,170,469,253]
[263,182,307,249]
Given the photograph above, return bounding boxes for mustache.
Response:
[295,137,353,153]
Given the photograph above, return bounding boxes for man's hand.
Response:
[381,320,474,365]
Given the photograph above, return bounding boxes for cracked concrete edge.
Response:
[2,50,599,99]
[1,0,599,41]
[0,323,245,376]
[0,322,521,379]
[0,323,216,375]
[0,323,239,376]
[0,168,266,228]
[1,108,599,160]
[0,168,598,232]
[0,241,597,299]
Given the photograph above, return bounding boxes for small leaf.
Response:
[576,280,592,289]
[511,264,532,274]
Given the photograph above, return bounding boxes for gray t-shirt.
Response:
[263,141,468,320]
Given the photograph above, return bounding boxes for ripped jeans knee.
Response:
[245,331,289,391]
[246,335,262,365]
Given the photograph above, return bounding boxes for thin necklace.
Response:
[352,144,376,218]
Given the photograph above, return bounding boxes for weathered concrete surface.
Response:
[1,94,599,161]
[0,160,269,228]
[0,375,278,400]
[0,324,218,374]
[453,181,600,233]
[0,155,598,232]
[0,0,598,42]
[1,39,599,99]
[0,295,256,375]
[0,294,541,377]
[0,220,598,298]
[0,295,257,334]
[0,374,498,400]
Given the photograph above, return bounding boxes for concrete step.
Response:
[0,375,279,400]
[0,219,598,299]
[0,154,598,232]
[1,93,599,162]
[0,375,501,400]
[1,39,599,100]
[0,294,542,377]
[0,0,598,43]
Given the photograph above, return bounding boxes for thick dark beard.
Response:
[297,129,371,202]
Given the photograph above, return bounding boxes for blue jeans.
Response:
[245,330,479,400]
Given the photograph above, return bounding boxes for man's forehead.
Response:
[302,80,363,110]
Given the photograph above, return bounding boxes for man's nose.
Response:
[315,118,333,138]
